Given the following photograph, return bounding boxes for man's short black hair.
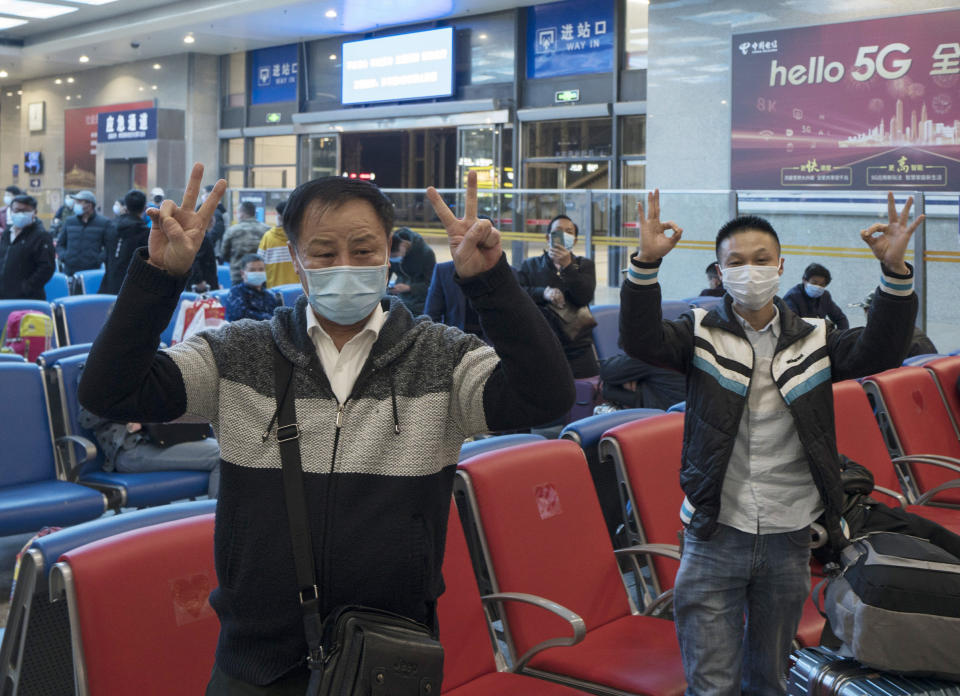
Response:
[715,215,780,259]
[124,189,147,214]
[282,177,395,249]
[11,194,36,210]
[548,214,578,237]
[705,262,719,278]
[240,253,262,269]
[239,201,257,218]
[275,200,286,216]
[6,185,21,195]
[803,262,831,284]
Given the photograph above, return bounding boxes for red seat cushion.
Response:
[444,671,589,696]
[527,614,685,696]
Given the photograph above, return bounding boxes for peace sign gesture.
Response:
[860,192,923,275]
[146,163,227,276]
[426,170,502,279]
[637,189,683,263]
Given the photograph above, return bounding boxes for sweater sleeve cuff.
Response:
[455,253,513,299]
[627,253,662,286]
[125,248,189,299]
[878,261,914,298]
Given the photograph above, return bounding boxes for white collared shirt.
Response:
[9,227,22,244]
[305,303,387,404]
[718,305,823,534]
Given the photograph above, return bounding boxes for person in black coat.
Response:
[56,190,114,276]
[782,262,849,330]
[0,194,55,300]
[186,213,221,293]
[518,214,599,378]
[102,190,150,295]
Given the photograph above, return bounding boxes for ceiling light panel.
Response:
[65,0,118,3]
[0,0,76,19]
[0,16,27,29]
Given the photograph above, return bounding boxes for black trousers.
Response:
[206,665,310,695]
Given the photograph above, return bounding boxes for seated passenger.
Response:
[518,214,599,378]
[700,261,724,297]
[425,260,484,338]
[388,226,436,315]
[599,354,686,410]
[783,262,849,329]
[78,403,220,497]
[224,253,278,321]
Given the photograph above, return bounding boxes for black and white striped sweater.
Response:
[79,249,574,685]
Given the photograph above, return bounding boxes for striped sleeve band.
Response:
[878,262,914,298]
[627,254,662,286]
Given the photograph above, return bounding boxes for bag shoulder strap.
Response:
[271,344,325,662]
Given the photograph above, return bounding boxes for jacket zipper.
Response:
[319,401,346,614]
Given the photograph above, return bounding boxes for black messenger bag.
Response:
[269,345,444,696]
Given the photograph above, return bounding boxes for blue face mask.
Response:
[73,203,86,216]
[389,256,404,265]
[804,282,826,299]
[563,232,576,250]
[298,257,388,326]
[10,212,33,229]
[244,271,267,287]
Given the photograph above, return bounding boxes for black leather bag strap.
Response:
[271,344,325,663]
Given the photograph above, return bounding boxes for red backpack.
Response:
[1,310,54,362]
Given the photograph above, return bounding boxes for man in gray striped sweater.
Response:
[79,164,574,694]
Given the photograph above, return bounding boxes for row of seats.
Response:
[41,264,235,303]
[1,359,958,694]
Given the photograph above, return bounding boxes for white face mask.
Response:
[113,203,124,216]
[804,282,826,299]
[3,194,12,206]
[721,263,781,311]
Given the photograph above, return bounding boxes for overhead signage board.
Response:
[250,43,299,105]
[97,107,157,142]
[341,27,455,105]
[731,9,960,190]
[527,0,614,80]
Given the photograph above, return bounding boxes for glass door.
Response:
[301,134,339,183]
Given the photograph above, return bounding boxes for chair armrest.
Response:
[55,434,97,482]
[915,479,960,506]
[872,485,908,508]
[614,543,682,562]
[480,592,586,672]
[892,454,960,475]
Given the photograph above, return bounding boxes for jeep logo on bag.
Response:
[391,657,418,676]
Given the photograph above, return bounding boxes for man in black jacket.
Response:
[388,227,436,315]
[78,165,573,693]
[0,194,55,300]
[622,190,920,695]
[57,190,114,276]
[518,214,599,378]
[782,262,850,330]
[102,190,150,294]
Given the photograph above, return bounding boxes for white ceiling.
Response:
[0,0,542,85]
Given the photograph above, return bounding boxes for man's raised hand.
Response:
[426,170,502,279]
[147,163,227,276]
[860,192,923,275]
[637,189,683,263]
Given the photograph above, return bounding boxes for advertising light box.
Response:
[342,27,454,105]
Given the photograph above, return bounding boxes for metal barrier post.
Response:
[914,191,926,332]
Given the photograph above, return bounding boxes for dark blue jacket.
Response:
[57,213,114,276]
[224,282,279,321]
[782,283,850,330]
[425,262,471,331]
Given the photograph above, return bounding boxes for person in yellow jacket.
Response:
[257,200,299,287]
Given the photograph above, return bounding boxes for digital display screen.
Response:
[341,27,454,105]
[24,151,42,175]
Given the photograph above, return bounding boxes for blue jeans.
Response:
[674,524,811,696]
[115,437,221,497]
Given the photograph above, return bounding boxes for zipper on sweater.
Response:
[319,400,347,614]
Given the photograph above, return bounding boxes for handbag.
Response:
[546,303,598,342]
[270,345,444,696]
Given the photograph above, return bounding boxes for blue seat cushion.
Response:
[0,481,105,536]
[458,434,545,462]
[81,470,210,509]
[30,498,216,576]
[561,408,665,449]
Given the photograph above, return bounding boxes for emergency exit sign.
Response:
[266,112,282,123]
[555,89,580,103]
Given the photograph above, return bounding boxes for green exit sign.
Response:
[555,89,580,103]
[266,112,282,123]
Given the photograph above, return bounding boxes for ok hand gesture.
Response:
[147,163,227,276]
[426,170,502,279]
[637,189,683,263]
[860,192,923,275]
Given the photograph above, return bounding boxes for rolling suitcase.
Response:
[788,646,960,695]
